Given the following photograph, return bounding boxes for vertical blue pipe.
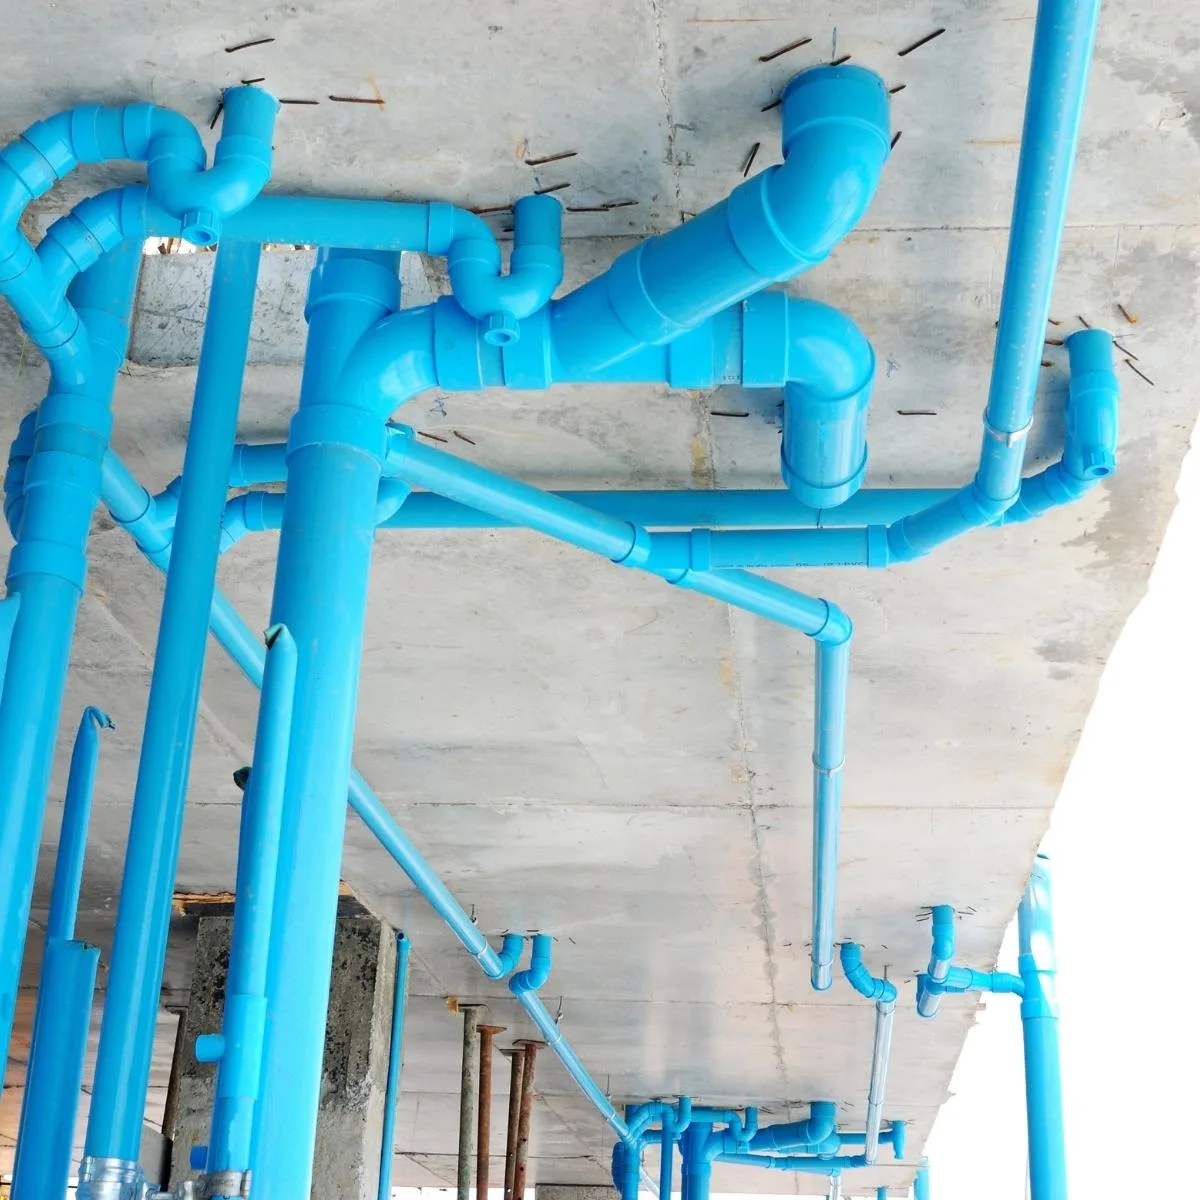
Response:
[658,1119,674,1200]
[10,938,100,1200]
[680,1125,712,1200]
[0,238,140,1088]
[11,704,111,1200]
[913,1160,930,1200]
[251,249,399,1199]
[85,239,262,1166]
[378,932,411,1200]
[1018,856,1066,1200]
[811,638,849,990]
[0,593,18,694]
[47,706,113,941]
[206,625,297,1187]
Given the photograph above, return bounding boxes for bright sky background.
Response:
[922,423,1200,1198]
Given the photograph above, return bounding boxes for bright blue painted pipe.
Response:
[913,1160,930,1200]
[0,593,19,700]
[86,239,263,1167]
[382,425,851,988]
[549,66,889,375]
[915,905,956,1019]
[838,944,896,1163]
[887,0,1102,560]
[1019,855,1066,1200]
[252,249,400,1200]
[716,1152,867,1174]
[378,932,411,1200]
[10,936,100,1200]
[1004,330,1118,522]
[205,625,297,1189]
[0,237,140,1091]
[510,936,636,1148]
[681,1124,713,1200]
[749,1102,836,1153]
[47,706,114,942]
[11,704,110,1200]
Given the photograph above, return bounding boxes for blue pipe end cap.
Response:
[780,65,891,160]
[484,311,521,346]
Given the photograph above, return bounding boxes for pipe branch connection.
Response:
[914,906,1023,1019]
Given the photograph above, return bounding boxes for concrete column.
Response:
[169,908,397,1199]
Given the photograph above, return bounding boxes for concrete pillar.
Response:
[169,909,397,1199]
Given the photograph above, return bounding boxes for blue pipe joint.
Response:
[839,943,897,1003]
[1063,329,1118,480]
[780,377,870,509]
[449,194,563,341]
[510,933,552,994]
[148,87,278,245]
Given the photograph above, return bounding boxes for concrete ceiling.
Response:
[1,1,1197,1195]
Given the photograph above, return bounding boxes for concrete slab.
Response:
[0,0,1196,1194]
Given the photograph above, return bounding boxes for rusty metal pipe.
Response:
[477,1024,505,1199]
[458,1005,483,1200]
[502,1048,525,1200]
[512,1040,542,1200]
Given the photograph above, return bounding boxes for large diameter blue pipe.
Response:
[10,936,100,1200]
[549,66,889,374]
[0,594,18,695]
[86,239,263,1165]
[378,933,411,1200]
[205,625,297,1186]
[47,706,114,942]
[0,238,140,1090]
[1018,856,1066,1200]
[252,250,400,1199]
[913,1160,930,1200]
[887,0,1102,559]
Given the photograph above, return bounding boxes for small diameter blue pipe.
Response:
[203,625,298,1188]
[384,427,851,989]
[11,705,111,1200]
[915,906,1024,1014]
[1019,856,1066,1200]
[87,239,263,1165]
[252,250,401,1200]
[48,705,114,941]
[886,0,1103,560]
[510,936,636,1148]
[838,944,897,1163]
[0,237,140,1092]
[378,933,411,1200]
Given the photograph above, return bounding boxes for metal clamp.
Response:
[982,414,1033,447]
[77,1156,147,1200]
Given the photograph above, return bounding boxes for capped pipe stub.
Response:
[180,208,220,246]
[780,65,891,159]
[484,310,520,346]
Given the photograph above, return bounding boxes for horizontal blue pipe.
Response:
[716,1152,870,1174]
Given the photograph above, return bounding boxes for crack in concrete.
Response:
[648,0,683,216]
[724,608,792,1104]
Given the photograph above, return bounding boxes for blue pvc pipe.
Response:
[0,237,140,1091]
[915,905,956,1019]
[47,706,113,942]
[206,625,298,1187]
[510,936,636,1148]
[887,0,1102,560]
[549,66,889,375]
[10,936,100,1200]
[87,239,263,1165]
[1018,856,1066,1200]
[0,594,17,694]
[838,944,896,1162]
[913,1160,930,1200]
[681,1124,713,1200]
[252,250,400,1200]
[378,932,411,1200]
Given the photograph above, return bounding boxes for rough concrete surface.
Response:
[0,1,1197,1195]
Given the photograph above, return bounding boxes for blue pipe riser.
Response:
[378,933,411,1200]
[86,240,262,1166]
[10,937,100,1200]
[0,238,140,1093]
[251,249,398,1199]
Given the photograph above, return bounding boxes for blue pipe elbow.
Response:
[509,933,552,995]
[493,933,525,977]
[839,943,897,1003]
[147,87,279,245]
[549,65,888,375]
[447,194,563,340]
[915,906,955,1019]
